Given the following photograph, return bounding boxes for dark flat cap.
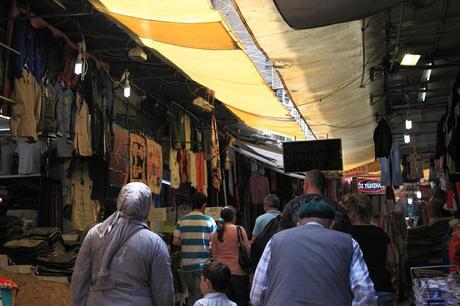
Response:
[298,197,335,220]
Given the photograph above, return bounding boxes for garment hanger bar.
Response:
[171,101,199,121]
[0,95,16,104]
[0,43,20,55]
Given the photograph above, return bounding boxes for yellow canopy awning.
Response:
[91,0,304,139]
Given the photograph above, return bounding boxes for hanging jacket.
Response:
[373,119,393,159]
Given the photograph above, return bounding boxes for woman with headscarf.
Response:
[71,182,174,306]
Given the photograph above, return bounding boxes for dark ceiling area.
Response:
[377,0,460,160]
[0,0,247,138]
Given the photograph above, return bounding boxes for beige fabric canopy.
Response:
[234,0,385,169]
[90,0,305,139]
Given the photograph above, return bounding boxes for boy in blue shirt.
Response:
[194,262,236,306]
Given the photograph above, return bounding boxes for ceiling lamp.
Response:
[405,119,412,130]
[401,53,421,66]
[74,54,83,75]
[122,70,131,98]
[404,134,411,144]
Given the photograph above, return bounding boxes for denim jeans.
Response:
[380,143,403,187]
[55,83,74,138]
[183,270,202,306]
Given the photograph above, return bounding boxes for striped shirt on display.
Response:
[173,211,217,271]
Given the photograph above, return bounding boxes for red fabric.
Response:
[0,277,18,289]
[449,233,460,272]
[456,182,460,207]
[249,175,270,205]
[178,148,188,183]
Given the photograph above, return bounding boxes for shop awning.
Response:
[90,0,305,139]
[234,0,386,170]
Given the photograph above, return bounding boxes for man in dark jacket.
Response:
[278,169,351,232]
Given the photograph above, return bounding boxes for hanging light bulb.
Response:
[405,119,412,130]
[74,53,83,75]
[408,197,413,205]
[404,134,411,143]
[416,190,422,199]
[123,78,131,98]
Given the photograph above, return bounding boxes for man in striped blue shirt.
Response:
[173,192,217,306]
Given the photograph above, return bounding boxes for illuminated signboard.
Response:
[357,179,385,194]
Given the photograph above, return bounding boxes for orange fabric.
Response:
[146,138,163,195]
[109,13,237,50]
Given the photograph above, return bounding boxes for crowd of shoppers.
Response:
[71,170,404,306]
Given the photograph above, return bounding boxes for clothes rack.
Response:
[0,42,20,55]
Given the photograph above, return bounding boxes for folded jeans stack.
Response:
[36,251,78,276]
[62,233,81,252]
[24,227,65,255]
[0,216,24,244]
[0,239,51,264]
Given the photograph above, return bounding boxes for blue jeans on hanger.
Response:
[380,143,403,187]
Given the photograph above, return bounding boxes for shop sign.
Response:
[357,179,385,194]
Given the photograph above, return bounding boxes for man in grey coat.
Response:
[71,182,175,306]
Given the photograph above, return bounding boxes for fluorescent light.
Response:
[74,54,83,75]
[401,53,421,66]
[0,115,10,120]
[416,191,422,199]
[421,91,426,102]
[408,197,413,205]
[426,70,432,81]
[0,128,10,132]
[405,119,412,130]
[404,134,411,143]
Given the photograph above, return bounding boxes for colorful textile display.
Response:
[130,133,146,183]
[146,138,163,195]
[108,125,130,187]
[210,115,221,190]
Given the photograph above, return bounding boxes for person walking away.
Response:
[194,262,237,306]
[173,192,217,306]
[211,206,251,305]
[71,182,174,306]
[448,219,460,272]
[252,194,281,242]
[251,197,376,306]
[279,169,351,232]
[341,192,395,306]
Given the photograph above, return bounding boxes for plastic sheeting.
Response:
[234,0,386,169]
[90,0,305,139]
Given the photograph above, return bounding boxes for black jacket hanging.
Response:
[373,119,393,159]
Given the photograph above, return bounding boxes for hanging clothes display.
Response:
[70,159,99,231]
[73,93,92,157]
[55,81,74,139]
[178,148,188,183]
[187,151,197,188]
[15,138,48,175]
[210,115,222,190]
[108,125,130,188]
[130,132,146,183]
[169,148,180,190]
[380,144,403,187]
[146,138,163,195]
[373,118,393,159]
[37,81,57,138]
[407,153,424,181]
[10,69,42,140]
[183,114,192,151]
[249,175,270,205]
[196,151,207,195]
